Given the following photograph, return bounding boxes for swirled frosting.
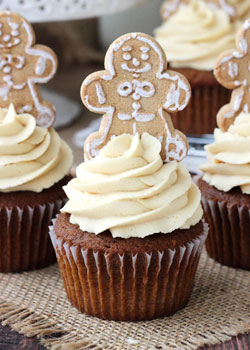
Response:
[62,133,203,238]
[200,112,250,194]
[154,0,236,71]
[0,104,73,192]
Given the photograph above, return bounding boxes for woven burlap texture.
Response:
[0,250,249,350]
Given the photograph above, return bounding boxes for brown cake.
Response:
[198,178,250,270]
[0,176,71,272]
[171,68,231,135]
[52,213,206,321]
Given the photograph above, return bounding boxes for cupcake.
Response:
[198,19,250,270]
[50,32,208,321]
[154,0,237,135]
[0,12,73,272]
[0,105,73,272]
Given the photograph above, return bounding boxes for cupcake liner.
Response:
[202,197,250,270]
[49,220,208,321]
[0,199,66,272]
[171,84,231,135]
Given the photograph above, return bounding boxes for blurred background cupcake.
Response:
[0,105,73,272]
[198,18,250,270]
[154,0,238,135]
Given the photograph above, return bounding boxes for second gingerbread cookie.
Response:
[81,32,191,162]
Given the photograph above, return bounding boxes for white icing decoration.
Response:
[96,83,106,105]
[22,19,57,126]
[132,58,140,67]
[141,54,149,61]
[15,56,25,69]
[117,113,132,120]
[234,81,241,86]
[133,73,140,78]
[233,88,244,112]
[140,47,149,53]
[35,56,46,75]
[3,66,11,73]
[122,46,132,52]
[0,75,25,101]
[243,103,249,113]
[158,108,186,162]
[117,82,132,97]
[11,30,19,37]
[121,62,151,73]
[3,34,10,42]
[228,61,238,79]
[18,104,33,113]
[123,53,131,61]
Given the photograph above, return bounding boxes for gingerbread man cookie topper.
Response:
[161,0,235,21]
[81,32,191,163]
[214,19,250,131]
[0,11,58,127]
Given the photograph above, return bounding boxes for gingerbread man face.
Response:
[214,19,250,130]
[0,11,58,127]
[161,0,235,21]
[81,33,191,162]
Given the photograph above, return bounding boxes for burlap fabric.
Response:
[0,251,249,350]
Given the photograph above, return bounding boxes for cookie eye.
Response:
[141,54,149,61]
[123,54,131,61]
[117,82,132,97]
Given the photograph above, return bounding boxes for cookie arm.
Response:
[30,44,58,82]
[81,71,112,114]
[161,70,191,113]
[214,52,242,90]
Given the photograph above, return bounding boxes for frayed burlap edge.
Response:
[0,297,249,350]
[0,300,104,350]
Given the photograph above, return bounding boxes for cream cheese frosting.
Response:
[200,112,250,194]
[62,133,203,239]
[154,0,236,71]
[0,104,73,192]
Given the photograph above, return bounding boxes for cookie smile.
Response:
[121,62,152,73]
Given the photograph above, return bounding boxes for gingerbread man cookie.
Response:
[0,11,57,127]
[161,0,235,21]
[81,32,191,162]
[214,19,250,131]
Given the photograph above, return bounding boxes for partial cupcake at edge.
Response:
[154,0,250,135]
[49,32,208,321]
[0,11,73,272]
[198,18,250,270]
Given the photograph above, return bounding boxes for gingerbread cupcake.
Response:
[50,32,208,321]
[198,19,250,270]
[0,12,73,272]
[154,0,238,135]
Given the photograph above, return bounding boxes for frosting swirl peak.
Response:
[62,133,202,238]
[0,104,73,192]
[200,112,250,194]
[154,0,236,71]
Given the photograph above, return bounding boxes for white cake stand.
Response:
[0,0,145,128]
[0,0,145,22]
